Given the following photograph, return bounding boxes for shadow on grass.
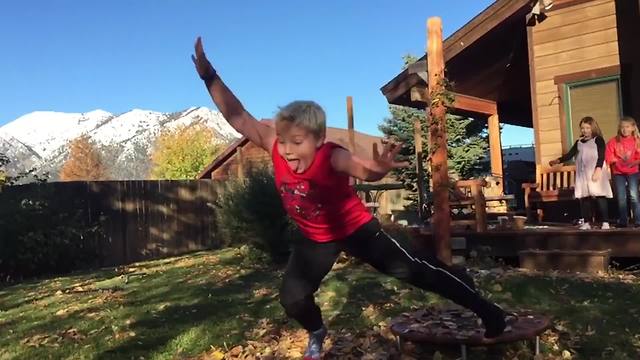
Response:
[5,247,640,360]
[502,274,640,358]
[1,249,287,360]
[0,267,125,311]
[94,267,282,359]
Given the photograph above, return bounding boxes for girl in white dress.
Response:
[550,116,613,229]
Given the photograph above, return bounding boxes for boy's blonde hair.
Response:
[275,101,326,139]
[616,116,640,149]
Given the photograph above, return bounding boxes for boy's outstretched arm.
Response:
[192,36,275,152]
[331,142,409,182]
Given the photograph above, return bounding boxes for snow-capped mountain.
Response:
[0,107,240,181]
[0,133,42,176]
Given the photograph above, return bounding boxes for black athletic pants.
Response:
[279,218,494,332]
[579,196,609,223]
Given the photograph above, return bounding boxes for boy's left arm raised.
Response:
[191,37,275,152]
[330,142,409,182]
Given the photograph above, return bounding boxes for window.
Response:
[564,75,622,145]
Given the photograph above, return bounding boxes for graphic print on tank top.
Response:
[279,180,323,220]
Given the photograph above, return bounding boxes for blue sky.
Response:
[0,0,533,146]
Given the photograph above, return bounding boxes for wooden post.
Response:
[347,96,356,154]
[236,147,245,179]
[427,17,451,264]
[470,182,488,232]
[414,118,425,220]
[488,114,504,193]
[347,96,358,186]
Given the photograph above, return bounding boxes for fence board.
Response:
[0,180,220,268]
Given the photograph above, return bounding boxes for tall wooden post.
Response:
[347,96,357,186]
[488,114,504,193]
[414,117,425,220]
[236,147,245,179]
[347,96,356,154]
[427,17,451,264]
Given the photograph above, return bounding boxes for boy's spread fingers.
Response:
[372,143,380,159]
[391,143,403,156]
[383,142,392,154]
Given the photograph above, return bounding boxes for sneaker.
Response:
[579,222,591,230]
[303,325,327,360]
[478,301,507,339]
[601,222,610,230]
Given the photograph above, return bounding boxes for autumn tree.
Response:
[150,123,222,180]
[59,134,107,181]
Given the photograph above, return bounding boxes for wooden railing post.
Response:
[470,182,487,232]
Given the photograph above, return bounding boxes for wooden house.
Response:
[381,0,639,210]
[381,0,640,264]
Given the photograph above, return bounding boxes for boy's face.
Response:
[275,122,324,173]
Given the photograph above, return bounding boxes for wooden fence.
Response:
[1,180,221,267]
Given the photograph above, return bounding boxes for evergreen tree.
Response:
[379,55,489,207]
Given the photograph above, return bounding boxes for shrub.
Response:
[215,167,301,264]
[0,184,104,281]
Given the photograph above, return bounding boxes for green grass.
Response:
[1,246,639,359]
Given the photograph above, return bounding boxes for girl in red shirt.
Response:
[605,117,640,227]
[192,37,508,359]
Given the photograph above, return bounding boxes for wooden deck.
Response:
[413,225,640,258]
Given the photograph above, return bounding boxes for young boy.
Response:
[192,36,507,360]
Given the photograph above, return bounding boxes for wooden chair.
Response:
[450,179,488,232]
[522,164,576,221]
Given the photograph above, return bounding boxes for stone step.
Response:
[518,249,611,273]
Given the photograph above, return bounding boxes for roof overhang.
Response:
[381,0,535,126]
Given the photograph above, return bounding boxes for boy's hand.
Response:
[549,159,560,166]
[191,36,217,81]
[371,141,410,174]
[592,167,602,182]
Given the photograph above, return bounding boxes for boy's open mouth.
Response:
[286,158,300,172]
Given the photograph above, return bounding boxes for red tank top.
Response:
[272,141,373,242]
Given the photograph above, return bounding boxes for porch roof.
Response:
[380,0,534,127]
